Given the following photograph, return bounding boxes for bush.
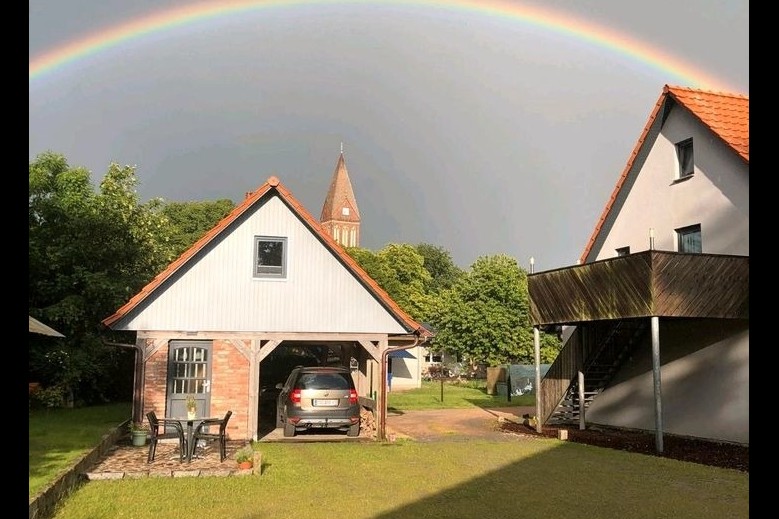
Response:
[29,384,68,409]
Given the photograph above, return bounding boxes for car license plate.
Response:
[313,399,338,407]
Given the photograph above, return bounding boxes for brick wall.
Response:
[141,338,252,440]
[210,339,250,440]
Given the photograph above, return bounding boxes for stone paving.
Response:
[85,437,256,480]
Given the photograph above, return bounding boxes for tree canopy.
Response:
[161,199,235,258]
[430,254,560,366]
[346,246,561,366]
[346,244,432,322]
[29,152,175,405]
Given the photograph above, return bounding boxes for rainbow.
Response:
[29,0,736,91]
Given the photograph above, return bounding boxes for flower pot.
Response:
[131,430,147,447]
[187,411,196,420]
[238,461,253,470]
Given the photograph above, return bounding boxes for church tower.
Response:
[320,145,361,248]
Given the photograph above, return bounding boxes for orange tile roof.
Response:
[579,85,749,264]
[102,175,431,338]
[666,85,749,162]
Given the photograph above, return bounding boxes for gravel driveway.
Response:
[386,406,535,442]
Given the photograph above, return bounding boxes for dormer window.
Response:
[676,138,694,179]
[341,207,350,216]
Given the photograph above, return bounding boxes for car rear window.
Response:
[295,373,352,390]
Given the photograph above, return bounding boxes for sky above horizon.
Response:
[29,0,748,270]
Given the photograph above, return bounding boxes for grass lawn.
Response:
[31,384,748,519]
[387,379,534,410]
[29,402,131,497]
[49,441,748,519]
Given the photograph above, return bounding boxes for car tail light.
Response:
[349,389,358,405]
[290,389,301,404]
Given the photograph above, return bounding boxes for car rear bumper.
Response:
[286,407,360,429]
[291,417,358,429]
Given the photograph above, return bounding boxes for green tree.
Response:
[430,254,560,366]
[415,243,465,294]
[29,152,175,405]
[346,244,433,322]
[161,199,235,257]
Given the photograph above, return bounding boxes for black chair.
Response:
[146,411,186,463]
[192,410,233,462]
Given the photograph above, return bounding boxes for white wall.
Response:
[586,319,748,444]
[115,195,408,333]
[592,107,749,261]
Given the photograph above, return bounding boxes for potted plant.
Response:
[186,394,197,420]
[235,445,254,470]
[129,421,149,447]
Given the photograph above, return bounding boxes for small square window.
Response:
[676,138,694,178]
[616,246,630,257]
[254,236,287,278]
[676,224,701,253]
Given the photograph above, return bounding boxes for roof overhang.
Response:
[29,316,65,337]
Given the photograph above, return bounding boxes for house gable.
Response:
[580,85,749,263]
[103,177,428,337]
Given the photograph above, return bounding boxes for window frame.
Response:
[675,224,702,253]
[253,236,288,279]
[675,138,695,179]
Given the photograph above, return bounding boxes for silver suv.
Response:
[276,366,361,437]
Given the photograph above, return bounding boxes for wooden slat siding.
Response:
[529,251,748,325]
[652,253,749,318]
[538,326,586,424]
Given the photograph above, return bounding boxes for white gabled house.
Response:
[528,85,748,447]
[102,176,432,441]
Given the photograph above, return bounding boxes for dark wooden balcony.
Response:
[528,250,749,327]
[529,250,749,426]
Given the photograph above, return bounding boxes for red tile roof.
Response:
[579,85,749,264]
[102,175,431,338]
[667,86,749,162]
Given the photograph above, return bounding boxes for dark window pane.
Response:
[677,224,702,253]
[254,237,287,277]
[677,139,694,177]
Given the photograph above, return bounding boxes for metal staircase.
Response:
[545,319,648,425]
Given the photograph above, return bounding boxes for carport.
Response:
[252,332,427,441]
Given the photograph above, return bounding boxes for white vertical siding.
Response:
[118,196,407,333]
[592,107,749,261]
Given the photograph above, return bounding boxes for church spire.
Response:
[321,146,361,247]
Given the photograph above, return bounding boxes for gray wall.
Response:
[587,318,748,444]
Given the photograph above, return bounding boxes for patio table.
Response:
[167,416,220,463]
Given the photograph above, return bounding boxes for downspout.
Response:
[379,332,425,441]
[102,339,144,424]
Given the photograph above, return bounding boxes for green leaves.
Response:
[431,254,558,366]
[346,244,562,367]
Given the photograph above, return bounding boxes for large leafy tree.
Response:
[415,243,464,294]
[161,199,235,258]
[430,254,560,366]
[346,244,432,322]
[29,152,175,405]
